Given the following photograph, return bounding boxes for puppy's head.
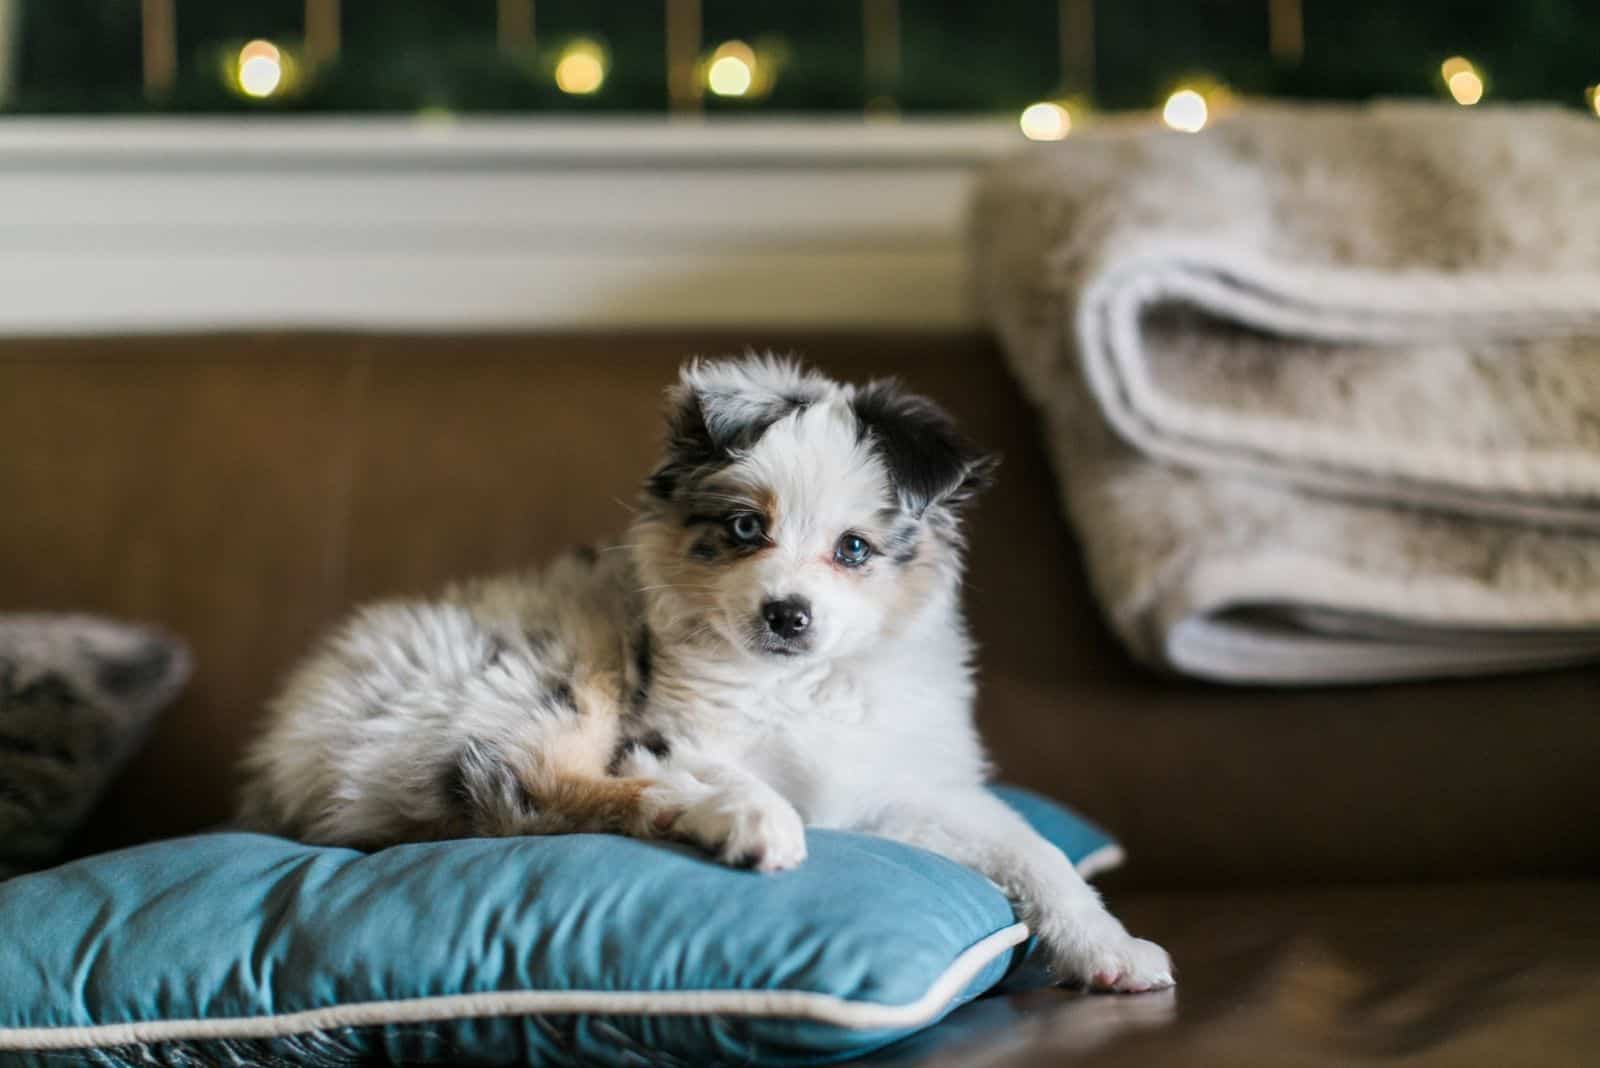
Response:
[634,354,996,661]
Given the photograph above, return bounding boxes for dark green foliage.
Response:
[6,0,1599,114]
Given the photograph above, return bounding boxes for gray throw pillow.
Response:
[0,616,190,877]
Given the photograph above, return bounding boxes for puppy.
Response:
[238,355,1173,993]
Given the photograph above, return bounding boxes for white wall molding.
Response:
[0,117,1020,333]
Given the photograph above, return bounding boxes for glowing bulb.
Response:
[554,39,606,95]
[239,39,280,65]
[708,56,752,96]
[239,57,281,97]
[1019,102,1071,141]
[237,40,283,98]
[1447,70,1484,106]
[1163,89,1208,133]
[1440,57,1484,106]
[1587,86,1599,119]
[707,41,756,97]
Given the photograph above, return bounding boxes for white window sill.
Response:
[0,117,1020,333]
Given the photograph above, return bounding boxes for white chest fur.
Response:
[650,636,987,830]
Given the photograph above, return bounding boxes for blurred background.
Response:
[3,1,1598,122]
[1,2,1596,336]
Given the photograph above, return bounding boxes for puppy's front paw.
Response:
[670,788,808,873]
[1049,911,1175,994]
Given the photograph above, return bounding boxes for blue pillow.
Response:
[0,786,1117,1067]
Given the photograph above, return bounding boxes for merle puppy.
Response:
[239,355,1173,993]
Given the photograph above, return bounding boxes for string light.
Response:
[1162,88,1208,132]
[707,40,757,97]
[1447,70,1483,105]
[237,39,283,98]
[1441,56,1484,106]
[554,38,607,95]
[211,27,1583,123]
[1019,101,1072,141]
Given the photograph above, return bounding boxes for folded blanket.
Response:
[974,103,1600,684]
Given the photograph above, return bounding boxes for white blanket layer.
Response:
[974,104,1600,684]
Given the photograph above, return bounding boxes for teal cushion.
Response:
[0,786,1116,1067]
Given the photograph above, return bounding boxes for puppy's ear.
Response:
[646,380,718,501]
[664,376,722,460]
[851,380,999,516]
[647,356,834,501]
[944,450,1001,510]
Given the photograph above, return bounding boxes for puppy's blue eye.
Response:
[835,533,872,567]
[728,513,765,545]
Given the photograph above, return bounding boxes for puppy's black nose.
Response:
[762,596,812,640]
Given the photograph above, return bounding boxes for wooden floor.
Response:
[858,881,1600,1066]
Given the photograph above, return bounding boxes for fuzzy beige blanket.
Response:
[974,103,1600,684]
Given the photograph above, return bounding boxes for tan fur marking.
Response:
[490,671,660,836]
[754,485,778,527]
[539,672,626,777]
[541,775,652,835]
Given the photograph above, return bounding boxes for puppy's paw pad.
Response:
[1087,937,1174,993]
[1054,925,1175,994]
[672,791,808,873]
[638,768,716,837]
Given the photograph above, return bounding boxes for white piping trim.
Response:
[0,923,1029,1051]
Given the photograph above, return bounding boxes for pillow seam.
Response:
[0,923,1030,1051]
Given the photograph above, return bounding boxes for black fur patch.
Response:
[449,739,536,818]
[483,635,507,668]
[573,545,598,565]
[440,754,473,808]
[682,512,724,529]
[850,381,998,515]
[4,674,78,714]
[884,522,922,565]
[0,732,72,763]
[684,514,770,562]
[631,625,654,710]
[606,729,671,776]
[646,469,679,500]
[94,643,175,701]
[547,680,577,713]
[604,746,626,777]
[681,505,772,562]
